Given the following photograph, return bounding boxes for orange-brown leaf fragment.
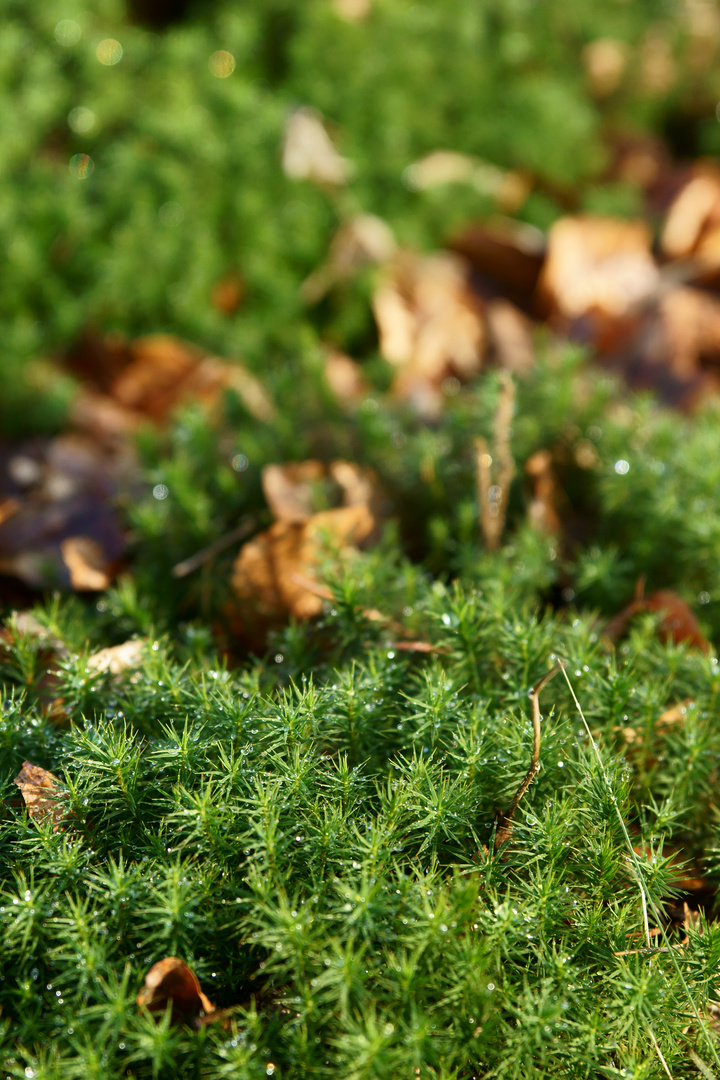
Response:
[14,761,66,831]
[262,460,382,524]
[86,639,145,677]
[539,216,658,322]
[60,536,111,591]
[657,699,695,727]
[137,958,214,1028]
[232,504,376,622]
[605,589,710,652]
[373,251,485,416]
[645,590,710,652]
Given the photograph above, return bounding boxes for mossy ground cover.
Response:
[4,2,720,1078]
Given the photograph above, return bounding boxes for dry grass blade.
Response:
[493,662,563,851]
[476,373,515,551]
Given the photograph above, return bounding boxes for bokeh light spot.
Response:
[54,20,81,46]
[96,39,123,65]
[68,106,97,134]
[69,153,94,179]
[209,50,235,78]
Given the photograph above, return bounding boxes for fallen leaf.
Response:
[604,588,710,652]
[301,215,396,303]
[67,333,275,427]
[485,299,535,375]
[86,639,145,676]
[539,216,659,323]
[582,38,628,97]
[14,761,67,831]
[403,151,530,212]
[0,434,130,591]
[282,107,353,186]
[660,286,720,378]
[646,590,711,652]
[262,460,382,524]
[262,461,327,523]
[323,350,370,407]
[373,252,485,416]
[657,699,695,727]
[60,536,111,591]
[137,958,215,1028]
[661,169,720,262]
[447,217,545,310]
[232,504,376,622]
[211,273,245,316]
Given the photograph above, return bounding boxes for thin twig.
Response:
[493,661,563,852]
[172,517,256,578]
[649,1027,674,1080]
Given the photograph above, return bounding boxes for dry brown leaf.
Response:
[660,286,720,378]
[661,171,720,261]
[605,589,710,652]
[485,299,535,375]
[137,958,215,1028]
[0,434,130,591]
[262,460,382,524]
[86,639,145,677]
[448,218,545,309]
[14,761,67,831]
[282,107,353,186]
[373,252,485,416]
[302,215,396,303]
[657,699,695,727]
[211,273,245,316]
[323,350,370,407]
[403,152,530,212]
[582,38,628,97]
[232,504,376,621]
[66,333,275,426]
[60,536,111,591]
[262,461,326,523]
[540,216,659,322]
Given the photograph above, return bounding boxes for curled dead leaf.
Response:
[282,107,353,186]
[604,588,710,652]
[86,639,145,677]
[323,350,370,407]
[137,958,215,1028]
[657,699,695,727]
[302,215,396,303]
[403,151,530,212]
[485,299,534,376]
[232,503,376,622]
[540,216,659,323]
[582,38,628,97]
[373,252,485,416]
[211,273,245,316]
[262,460,382,524]
[14,761,67,832]
[60,536,111,591]
[448,218,545,309]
